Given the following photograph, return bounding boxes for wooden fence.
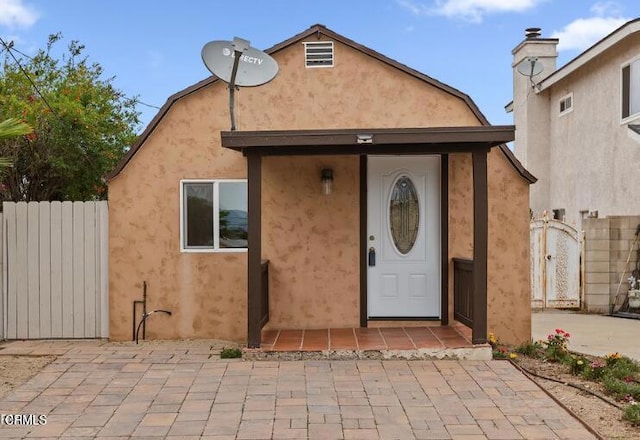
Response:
[1,201,108,339]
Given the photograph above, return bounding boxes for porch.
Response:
[261,323,473,352]
[221,126,517,349]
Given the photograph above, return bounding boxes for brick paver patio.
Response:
[0,340,597,439]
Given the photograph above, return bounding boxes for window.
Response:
[622,58,640,119]
[180,180,248,252]
[304,41,333,68]
[559,93,573,116]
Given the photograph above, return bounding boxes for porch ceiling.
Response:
[220,125,515,156]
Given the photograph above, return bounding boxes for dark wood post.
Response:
[472,150,488,344]
[247,151,262,348]
[359,155,368,327]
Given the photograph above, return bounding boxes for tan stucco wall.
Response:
[109,33,530,342]
[448,150,532,345]
[487,150,531,344]
[262,156,360,329]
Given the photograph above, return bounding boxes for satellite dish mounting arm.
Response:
[229,37,249,131]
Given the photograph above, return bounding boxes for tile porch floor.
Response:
[261,323,473,351]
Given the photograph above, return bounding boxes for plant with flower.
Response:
[584,359,607,380]
[567,355,586,375]
[605,352,623,367]
[544,328,571,362]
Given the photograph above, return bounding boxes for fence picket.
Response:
[38,203,51,338]
[4,203,16,339]
[99,201,109,338]
[50,201,63,337]
[83,203,96,338]
[61,202,74,338]
[72,202,85,338]
[16,202,28,339]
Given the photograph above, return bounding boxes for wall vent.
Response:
[304,41,334,68]
[559,93,573,116]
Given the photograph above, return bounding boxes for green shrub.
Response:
[623,404,640,426]
[566,355,587,376]
[605,356,639,380]
[582,359,607,380]
[220,347,242,359]
[603,375,640,401]
[515,340,544,358]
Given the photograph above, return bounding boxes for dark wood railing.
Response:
[453,258,474,328]
[259,260,269,329]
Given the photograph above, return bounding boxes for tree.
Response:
[0,33,140,201]
[0,118,31,175]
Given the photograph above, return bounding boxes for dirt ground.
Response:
[516,355,640,440]
[1,349,639,439]
[0,355,55,399]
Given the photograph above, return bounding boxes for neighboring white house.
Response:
[509,19,640,229]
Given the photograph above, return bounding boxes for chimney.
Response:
[511,27,559,219]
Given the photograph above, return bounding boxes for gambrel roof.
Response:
[107,24,534,183]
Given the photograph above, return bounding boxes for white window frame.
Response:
[180,179,248,253]
[621,55,640,124]
[303,41,334,68]
[559,93,573,117]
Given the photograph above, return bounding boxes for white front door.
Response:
[367,156,441,318]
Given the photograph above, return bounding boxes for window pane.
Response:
[219,182,248,248]
[631,60,640,116]
[623,65,630,118]
[389,176,419,255]
[185,183,214,247]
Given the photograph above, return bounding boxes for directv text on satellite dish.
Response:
[202,40,279,87]
[221,47,264,65]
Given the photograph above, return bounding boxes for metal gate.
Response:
[530,214,581,308]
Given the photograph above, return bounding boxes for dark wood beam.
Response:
[247,152,262,348]
[472,150,488,344]
[221,126,514,149]
[440,155,449,326]
[234,143,503,157]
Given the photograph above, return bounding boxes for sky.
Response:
[0,0,636,132]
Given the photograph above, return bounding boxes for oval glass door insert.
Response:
[389,176,419,254]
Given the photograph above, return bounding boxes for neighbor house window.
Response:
[180,180,248,252]
[622,58,640,119]
[559,93,573,116]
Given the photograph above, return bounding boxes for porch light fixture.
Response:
[321,168,333,195]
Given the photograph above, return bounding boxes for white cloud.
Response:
[0,0,38,28]
[590,1,622,17]
[551,3,629,52]
[397,0,543,23]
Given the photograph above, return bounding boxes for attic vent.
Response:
[304,41,334,68]
[559,93,573,116]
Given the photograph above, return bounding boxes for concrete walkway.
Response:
[532,310,640,361]
[0,340,596,439]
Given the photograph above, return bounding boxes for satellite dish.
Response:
[202,39,279,87]
[202,37,279,131]
[517,56,544,77]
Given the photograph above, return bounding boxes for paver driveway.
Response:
[0,341,596,439]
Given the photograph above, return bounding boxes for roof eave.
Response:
[539,18,640,91]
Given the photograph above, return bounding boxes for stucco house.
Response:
[106,24,534,348]
[509,19,640,229]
